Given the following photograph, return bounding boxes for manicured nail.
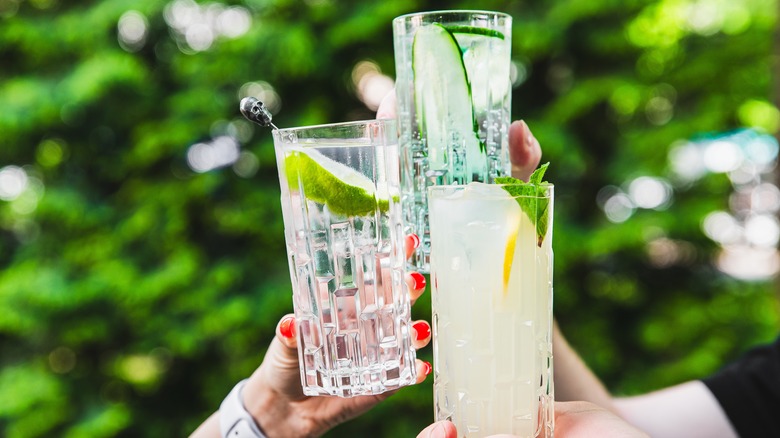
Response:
[428,422,446,438]
[406,233,421,250]
[279,316,296,339]
[522,120,534,148]
[413,321,431,341]
[423,361,432,376]
[410,272,426,290]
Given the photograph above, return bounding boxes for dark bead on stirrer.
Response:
[240,97,278,129]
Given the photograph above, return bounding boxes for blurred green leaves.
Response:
[1,0,779,436]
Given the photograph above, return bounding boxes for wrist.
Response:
[241,374,293,438]
[219,379,267,438]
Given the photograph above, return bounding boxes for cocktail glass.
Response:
[393,10,513,272]
[272,118,417,397]
[428,182,554,437]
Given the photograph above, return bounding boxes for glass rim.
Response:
[272,118,396,135]
[393,9,511,23]
[428,183,554,199]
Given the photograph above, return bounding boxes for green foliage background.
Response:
[1,0,779,436]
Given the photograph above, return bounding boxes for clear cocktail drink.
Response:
[393,10,513,271]
[273,119,417,397]
[429,182,554,437]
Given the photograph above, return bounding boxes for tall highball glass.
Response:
[429,183,554,437]
[393,10,513,272]
[273,119,417,397]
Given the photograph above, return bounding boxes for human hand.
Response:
[376,91,542,182]
[415,401,649,438]
[238,235,430,438]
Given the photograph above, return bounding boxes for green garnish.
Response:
[495,162,551,247]
[285,148,394,216]
[444,25,505,40]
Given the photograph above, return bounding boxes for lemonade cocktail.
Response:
[429,169,554,437]
[273,119,417,397]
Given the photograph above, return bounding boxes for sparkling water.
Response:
[393,11,513,272]
[274,122,417,397]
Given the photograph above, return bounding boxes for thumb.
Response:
[376,89,397,119]
[509,120,542,181]
[257,314,306,399]
[416,421,457,438]
[275,313,298,349]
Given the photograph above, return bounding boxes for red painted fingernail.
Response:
[406,234,421,249]
[423,361,432,376]
[279,317,296,339]
[413,321,430,341]
[410,272,426,290]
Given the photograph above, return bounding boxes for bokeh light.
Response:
[678,129,780,280]
[0,165,28,201]
[163,0,251,53]
[703,211,742,245]
[510,60,528,88]
[186,136,240,173]
[668,141,707,182]
[239,81,282,115]
[744,214,780,247]
[603,192,635,223]
[628,176,672,210]
[118,11,149,52]
[351,60,395,111]
[717,245,780,281]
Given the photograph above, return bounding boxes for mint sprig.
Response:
[495,162,551,247]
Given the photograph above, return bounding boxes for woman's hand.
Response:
[415,402,649,438]
[242,235,431,437]
[190,235,430,438]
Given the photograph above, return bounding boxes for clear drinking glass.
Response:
[272,119,417,397]
[429,183,554,437]
[393,10,513,272]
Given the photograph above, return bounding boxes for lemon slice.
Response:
[503,209,521,294]
[284,148,389,216]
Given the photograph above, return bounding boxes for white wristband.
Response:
[219,379,268,438]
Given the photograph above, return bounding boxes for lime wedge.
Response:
[284,148,388,216]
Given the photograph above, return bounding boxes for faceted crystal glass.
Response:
[393,10,513,272]
[273,119,417,397]
[429,183,554,437]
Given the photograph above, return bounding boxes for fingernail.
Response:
[279,316,296,339]
[413,321,431,341]
[406,233,421,249]
[428,422,446,438]
[523,121,534,148]
[410,272,426,290]
[423,361,432,376]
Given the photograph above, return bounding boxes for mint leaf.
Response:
[496,162,551,247]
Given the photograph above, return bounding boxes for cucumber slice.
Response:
[413,23,484,177]
[451,32,511,114]
[445,25,505,40]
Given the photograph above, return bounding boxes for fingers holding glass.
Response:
[509,120,542,181]
[414,359,433,384]
[275,313,297,349]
